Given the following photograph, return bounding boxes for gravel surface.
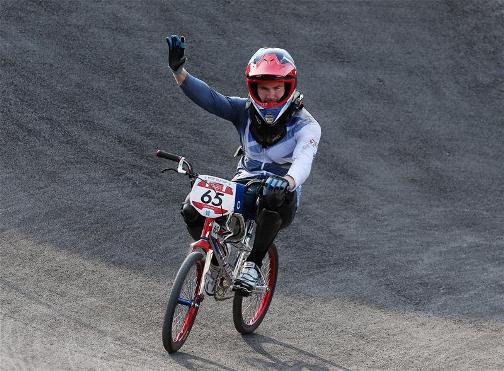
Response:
[1,0,503,369]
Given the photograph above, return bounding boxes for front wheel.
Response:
[162,250,205,353]
[233,244,278,334]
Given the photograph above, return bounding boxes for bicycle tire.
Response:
[232,244,278,334]
[162,250,205,353]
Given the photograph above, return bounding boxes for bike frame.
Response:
[159,149,281,353]
[190,216,268,298]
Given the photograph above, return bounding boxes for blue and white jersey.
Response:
[180,74,321,190]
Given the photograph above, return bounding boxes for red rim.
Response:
[173,261,203,343]
[174,307,198,343]
[247,248,277,325]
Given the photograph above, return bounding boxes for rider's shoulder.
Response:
[227,96,248,114]
[291,107,320,129]
[234,96,249,105]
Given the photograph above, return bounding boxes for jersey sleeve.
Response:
[286,118,321,189]
[179,73,246,124]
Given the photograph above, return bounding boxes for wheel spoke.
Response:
[171,260,201,342]
[240,254,271,324]
[232,245,278,335]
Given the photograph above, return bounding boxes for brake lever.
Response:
[161,168,178,173]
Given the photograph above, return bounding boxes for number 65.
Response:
[200,190,224,206]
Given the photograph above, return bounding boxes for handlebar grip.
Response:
[156,150,181,162]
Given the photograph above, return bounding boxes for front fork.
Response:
[198,249,214,296]
[191,218,233,295]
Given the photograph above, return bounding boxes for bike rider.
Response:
[166,35,321,294]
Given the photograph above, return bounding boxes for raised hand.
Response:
[166,35,186,74]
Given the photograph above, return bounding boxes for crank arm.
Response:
[251,285,269,293]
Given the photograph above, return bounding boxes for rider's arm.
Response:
[177,72,245,123]
[286,118,321,190]
[173,68,188,85]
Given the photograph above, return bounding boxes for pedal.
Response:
[232,282,253,297]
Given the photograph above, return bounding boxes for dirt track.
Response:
[1,0,504,369]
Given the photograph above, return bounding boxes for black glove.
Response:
[166,35,186,73]
[262,176,289,209]
[263,176,289,196]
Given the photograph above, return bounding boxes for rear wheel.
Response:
[232,244,278,334]
[162,250,205,353]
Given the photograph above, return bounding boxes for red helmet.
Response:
[245,48,297,110]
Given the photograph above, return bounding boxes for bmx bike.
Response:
[156,150,279,353]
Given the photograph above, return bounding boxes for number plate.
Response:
[190,175,238,218]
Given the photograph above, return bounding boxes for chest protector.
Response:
[248,90,304,147]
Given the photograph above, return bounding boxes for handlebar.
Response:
[155,149,196,178]
[156,150,181,162]
[155,149,285,195]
